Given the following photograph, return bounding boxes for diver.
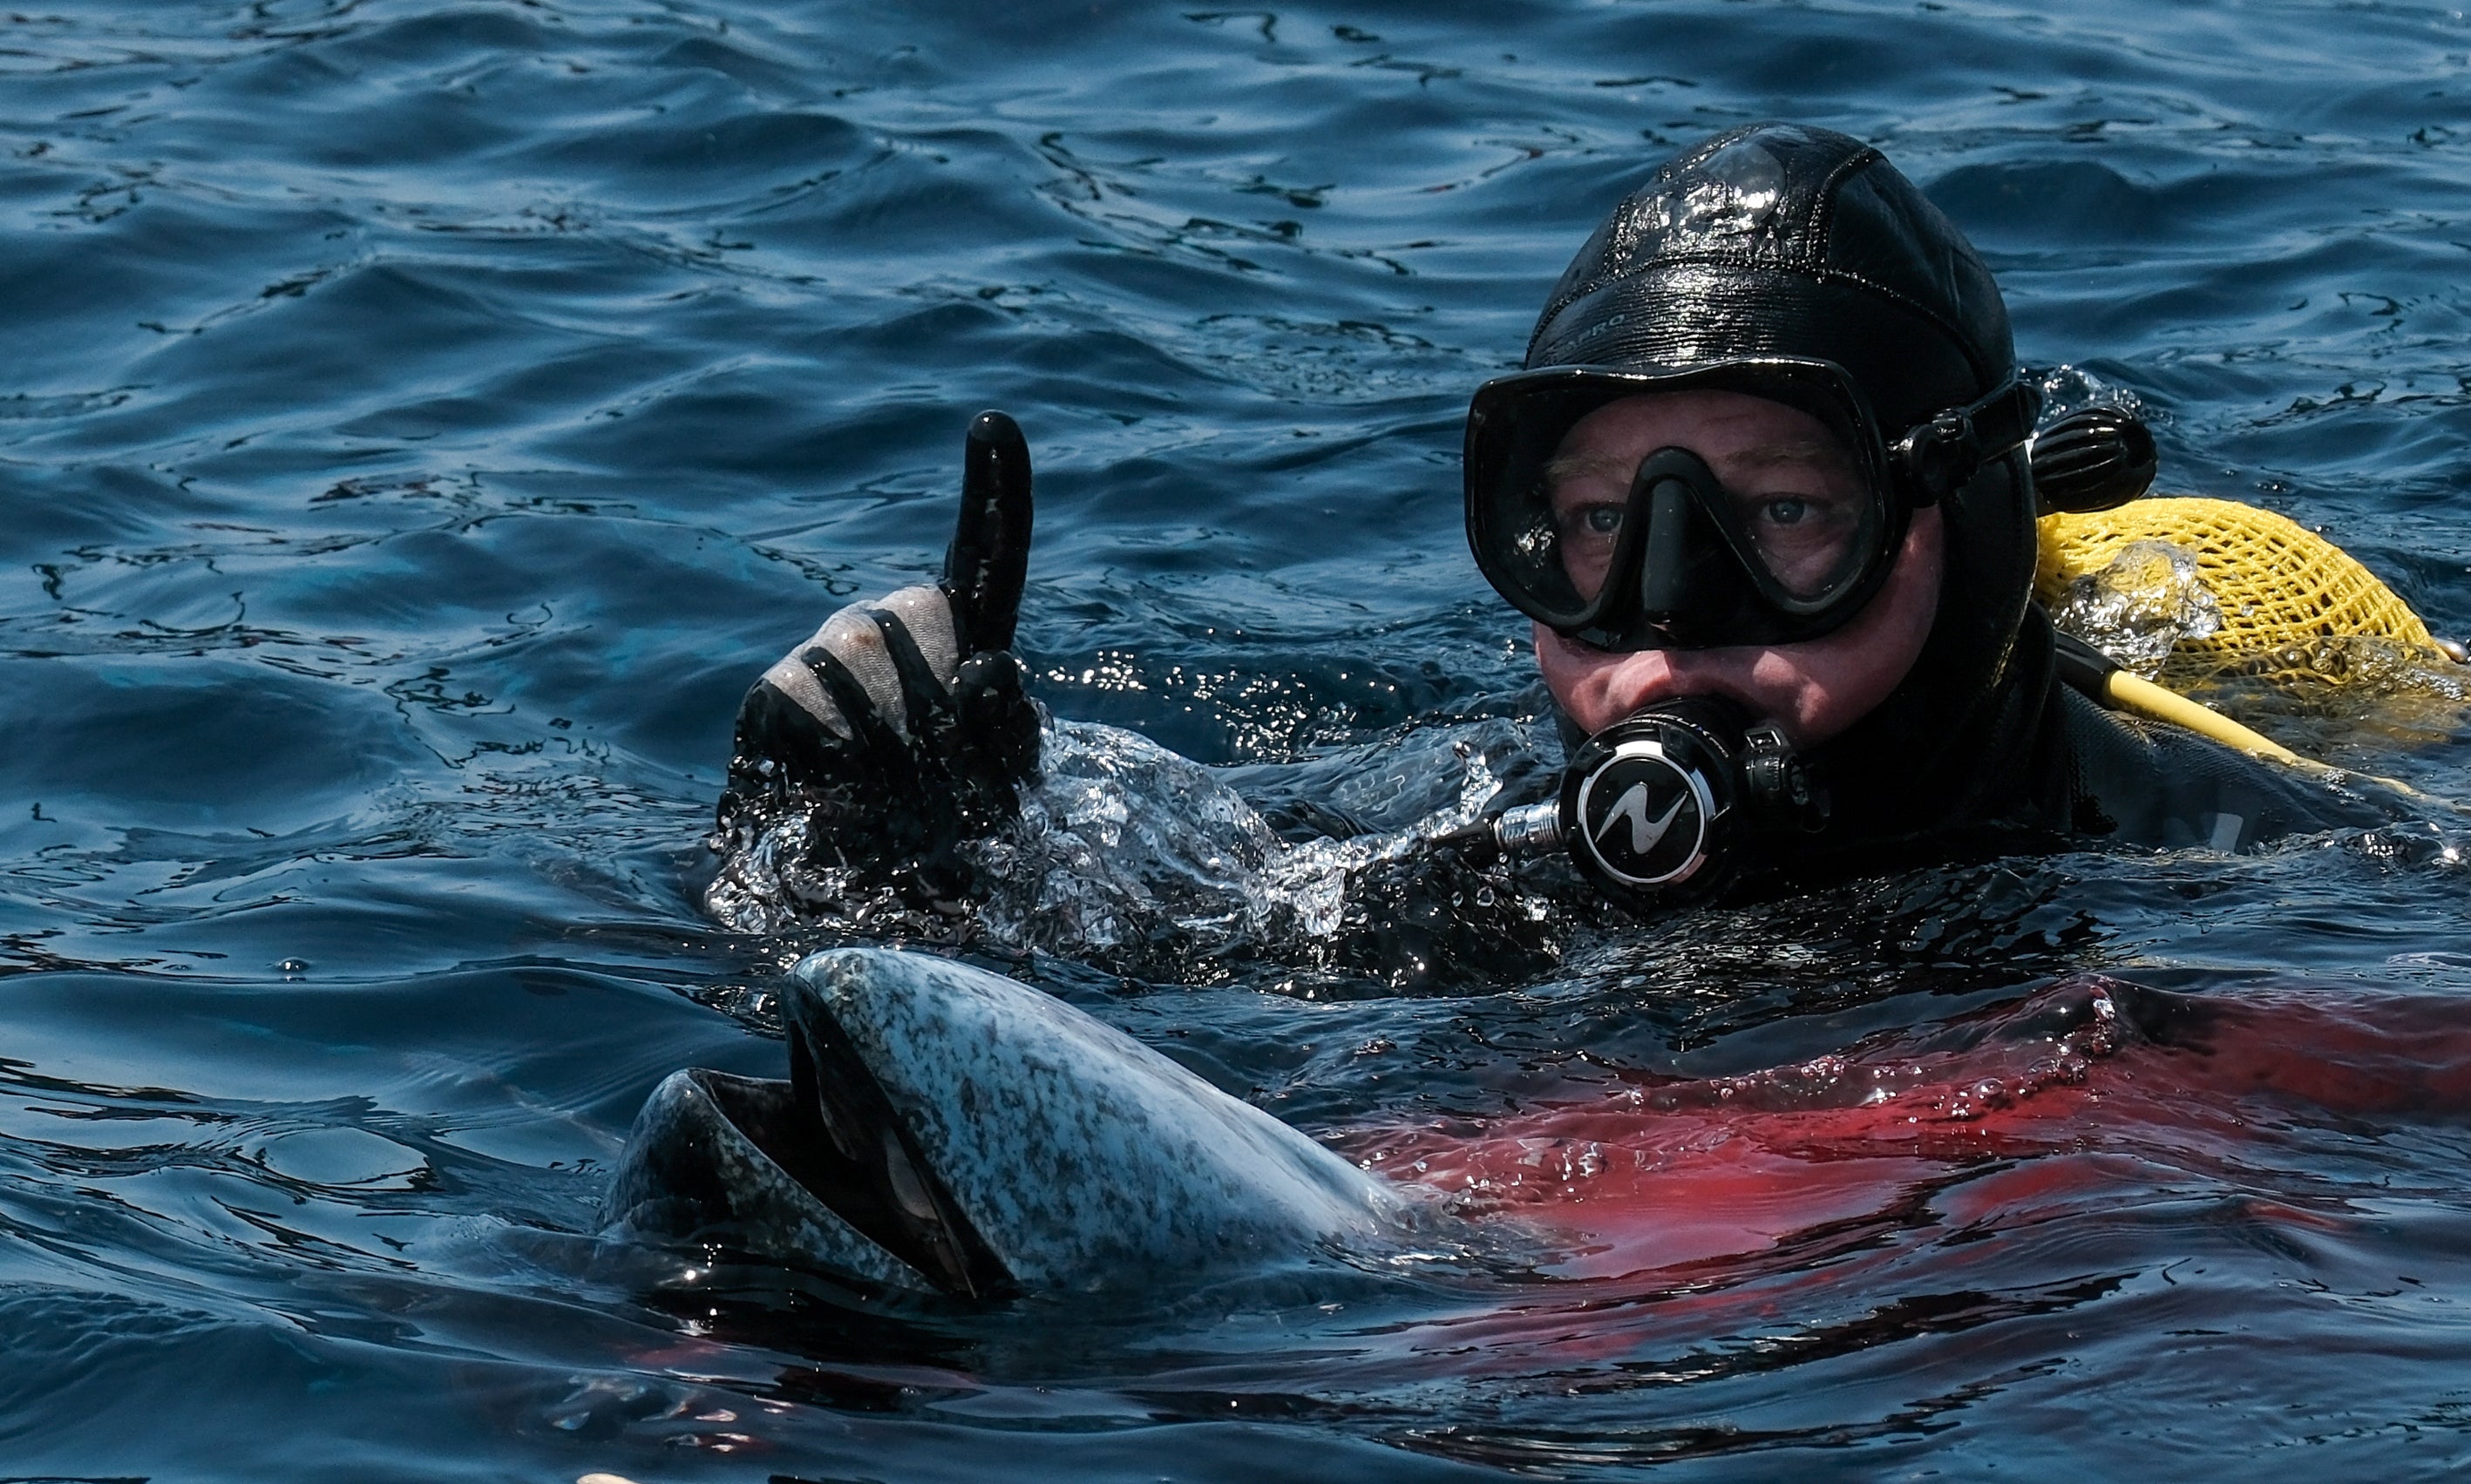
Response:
[707,122,2390,947]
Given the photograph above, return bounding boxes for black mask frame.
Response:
[1466,359,2040,652]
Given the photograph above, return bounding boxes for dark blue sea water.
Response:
[6,1,2471,1479]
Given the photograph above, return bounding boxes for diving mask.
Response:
[1465,360,2040,650]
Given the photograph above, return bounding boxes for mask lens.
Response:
[1548,485,1627,604]
[1711,455,1879,607]
[1468,361,1900,644]
[1496,501,1587,613]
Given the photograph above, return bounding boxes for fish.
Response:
[602,946,1424,1299]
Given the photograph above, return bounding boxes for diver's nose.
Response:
[1592,647,1699,722]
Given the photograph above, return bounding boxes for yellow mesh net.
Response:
[2034,497,2446,693]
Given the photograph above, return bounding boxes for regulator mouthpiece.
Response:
[1449,698,1829,905]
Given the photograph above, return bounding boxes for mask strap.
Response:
[1891,378,2044,507]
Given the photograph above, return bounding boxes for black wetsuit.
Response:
[2053,678,2388,853]
[1726,602,2390,896]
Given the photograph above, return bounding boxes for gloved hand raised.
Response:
[720,411,1042,898]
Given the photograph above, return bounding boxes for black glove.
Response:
[720,411,1041,903]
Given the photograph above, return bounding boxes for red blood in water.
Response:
[1344,975,2471,1284]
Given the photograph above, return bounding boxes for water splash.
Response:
[2033,363,2148,428]
[2047,538,2224,677]
[975,715,1547,974]
[709,712,1572,985]
[973,719,1285,955]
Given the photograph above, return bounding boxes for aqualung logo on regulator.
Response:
[1594,781,1687,857]
[1574,742,1711,886]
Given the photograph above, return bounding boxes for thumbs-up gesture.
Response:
[723,411,1042,889]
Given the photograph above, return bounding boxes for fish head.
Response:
[606,947,1412,1298]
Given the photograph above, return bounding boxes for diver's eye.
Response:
[1584,505,1622,535]
[1763,497,1809,527]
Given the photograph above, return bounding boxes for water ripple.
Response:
[4,0,2471,1477]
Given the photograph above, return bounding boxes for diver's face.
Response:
[1544,390,1869,603]
[1531,391,1942,746]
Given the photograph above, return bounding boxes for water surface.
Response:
[4,0,2471,1478]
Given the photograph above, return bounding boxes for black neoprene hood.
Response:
[1518,122,2013,425]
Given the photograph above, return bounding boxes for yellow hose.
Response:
[2102,668,2424,796]
[2101,671,2315,770]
